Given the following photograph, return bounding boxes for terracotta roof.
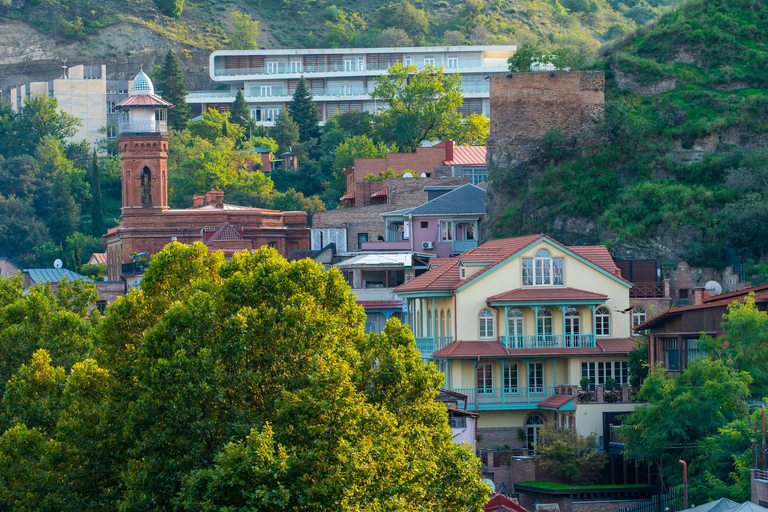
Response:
[428,258,454,269]
[371,187,388,198]
[702,282,768,303]
[115,94,173,108]
[185,203,266,211]
[568,245,623,277]
[446,407,479,418]
[445,145,487,166]
[395,257,461,292]
[89,252,107,264]
[487,287,608,303]
[340,191,355,201]
[634,297,738,332]
[539,395,574,410]
[204,223,244,243]
[484,494,529,512]
[433,338,637,358]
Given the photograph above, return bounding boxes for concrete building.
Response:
[104,70,310,284]
[186,46,516,124]
[9,64,130,149]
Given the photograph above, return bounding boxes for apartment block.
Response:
[187,46,516,124]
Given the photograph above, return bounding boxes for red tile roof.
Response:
[428,258,454,269]
[702,282,768,303]
[340,191,355,201]
[89,252,107,264]
[487,287,608,303]
[539,395,575,410]
[445,145,487,166]
[396,257,461,292]
[484,494,529,512]
[204,222,244,243]
[433,338,637,358]
[115,94,173,108]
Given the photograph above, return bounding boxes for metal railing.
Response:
[500,334,596,349]
[121,262,149,275]
[450,386,556,407]
[617,487,683,512]
[631,282,665,298]
[214,60,485,77]
[119,120,167,134]
[415,336,453,354]
[452,240,479,253]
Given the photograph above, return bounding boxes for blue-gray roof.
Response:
[382,183,486,218]
[23,269,93,284]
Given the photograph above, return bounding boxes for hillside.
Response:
[485,0,768,269]
[0,0,682,89]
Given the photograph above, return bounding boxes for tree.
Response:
[269,109,300,153]
[0,195,50,259]
[230,89,251,136]
[373,1,429,42]
[325,8,367,47]
[90,150,103,237]
[187,109,245,143]
[157,0,184,18]
[229,12,259,50]
[627,337,648,387]
[15,96,80,156]
[371,63,466,151]
[507,45,546,72]
[536,426,607,484]
[333,135,390,171]
[287,77,321,144]
[156,50,190,130]
[374,27,413,47]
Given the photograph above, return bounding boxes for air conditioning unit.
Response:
[422,241,434,249]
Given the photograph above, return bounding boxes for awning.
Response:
[371,187,388,198]
[340,191,355,201]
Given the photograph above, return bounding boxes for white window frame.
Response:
[582,361,629,385]
[479,309,494,339]
[476,363,493,394]
[357,57,365,71]
[537,308,552,337]
[595,306,611,337]
[260,85,273,97]
[404,55,412,66]
[632,307,646,333]
[344,57,354,71]
[263,107,280,122]
[423,56,435,66]
[504,362,518,392]
[507,308,524,346]
[440,220,453,242]
[447,55,459,68]
[522,249,564,286]
[290,59,302,73]
[266,60,279,74]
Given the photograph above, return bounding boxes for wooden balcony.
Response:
[630,281,665,298]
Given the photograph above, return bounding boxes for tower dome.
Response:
[130,70,154,96]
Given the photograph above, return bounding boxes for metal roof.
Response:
[23,268,93,284]
[334,253,412,268]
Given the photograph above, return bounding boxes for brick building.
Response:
[103,70,310,283]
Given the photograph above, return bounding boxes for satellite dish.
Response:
[53,259,63,269]
[705,280,722,296]
[419,172,427,177]
[402,172,414,178]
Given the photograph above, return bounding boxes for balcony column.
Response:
[553,357,557,387]
[504,306,508,347]
[533,306,539,339]
[501,358,506,404]
[559,305,567,347]
[525,358,530,402]
[432,298,437,345]
[590,305,596,336]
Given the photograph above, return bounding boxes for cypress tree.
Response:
[158,49,190,130]
[221,119,229,139]
[90,150,104,238]
[230,89,250,132]
[288,76,321,142]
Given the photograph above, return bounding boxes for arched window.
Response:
[440,309,445,337]
[595,306,611,336]
[534,249,552,285]
[632,306,647,333]
[447,309,452,338]
[537,308,552,342]
[140,167,152,206]
[507,308,524,348]
[564,308,580,347]
[479,309,494,339]
[427,310,432,337]
[526,414,545,452]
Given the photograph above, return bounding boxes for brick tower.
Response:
[115,70,173,213]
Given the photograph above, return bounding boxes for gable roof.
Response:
[703,282,768,303]
[445,145,487,166]
[382,183,486,218]
[203,222,245,243]
[396,256,461,292]
[88,252,107,264]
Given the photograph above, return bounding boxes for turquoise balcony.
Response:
[499,334,595,349]
[452,239,479,253]
[415,336,454,354]
[449,387,557,410]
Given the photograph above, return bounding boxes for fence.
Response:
[617,486,683,512]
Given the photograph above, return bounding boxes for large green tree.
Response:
[90,150,104,238]
[287,77,321,143]
[228,12,259,50]
[536,426,607,484]
[14,96,80,157]
[269,109,300,153]
[229,89,251,135]
[156,49,190,130]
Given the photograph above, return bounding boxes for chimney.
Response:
[192,195,205,208]
[206,190,224,208]
[444,140,454,162]
[693,286,706,305]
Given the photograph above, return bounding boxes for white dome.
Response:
[129,70,154,96]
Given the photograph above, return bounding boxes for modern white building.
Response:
[186,46,517,125]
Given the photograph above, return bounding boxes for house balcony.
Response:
[448,386,557,410]
[119,120,167,134]
[499,334,596,350]
[630,281,665,298]
[121,261,149,276]
[415,336,453,354]
[213,61,492,78]
[360,240,411,251]
[452,239,478,253]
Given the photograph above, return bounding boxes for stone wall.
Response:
[752,470,768,506]
[0,258,22,278]
[487,70,605,167]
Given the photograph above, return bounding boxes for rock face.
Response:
[0,19,213,93]
[610,63,677,96]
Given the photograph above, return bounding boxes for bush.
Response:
[156,0,184,18]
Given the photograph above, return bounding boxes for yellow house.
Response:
[394,234,642,451]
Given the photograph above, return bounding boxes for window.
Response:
[479,309,494,339]
[507,308,524,347]
[595,306,611,336]
[662,337,679,371]
[504,362,518,392]
[686,339,706,366]
[290,59,302,73]
[420,221,429,229]
[427,310,432,336]
[447,55,459,68]
[342,270,353,287]
[526,414,545,452]
[106,101,116,114]
[260,85,273,97]
[528,362,543,390]
[582,361,629,385]
[522,249,564,286]
[537,308,552,338]
[358,57,365,70]
[140,167,152,206]
[357,232,368,249]
[344,57,354,71]
[459,266,466,279]
[632,307,646,332]
[679,289,689,299]
[564,308,580,346]
[106,125,118,139]
[448,412,466,428]
[440,309,445,337]
[423,56,435,66]
[264,108,280,122]
[404,55,412,66]
[266,60,279,74]
[476,363,492,394]
[461,167,488,185]
[447,309,452,337]
[95,300,107,315]
[440,221,453,241]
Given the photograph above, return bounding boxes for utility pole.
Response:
[679,460,688,509]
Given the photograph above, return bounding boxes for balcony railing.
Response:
[214,60,487,78]
[499,334,596,349]
[119,120,167,134]
[631,282,665,298]
[121,262,149,275]
[415,336,453,354]
[450,386,556,408]
[452,239,479,253]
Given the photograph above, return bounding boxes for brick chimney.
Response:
[444,140,454,162]
[192,195,205,208]
[693,286,706,305]
[205,190,225,208]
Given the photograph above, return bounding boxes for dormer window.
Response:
[522,249,564,286]
[460,265,466,279]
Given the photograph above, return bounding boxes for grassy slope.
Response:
[3,0,680,51]
[489,0,768,267]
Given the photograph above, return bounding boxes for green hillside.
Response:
[487,0,768,268]
[2,0,682,52]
